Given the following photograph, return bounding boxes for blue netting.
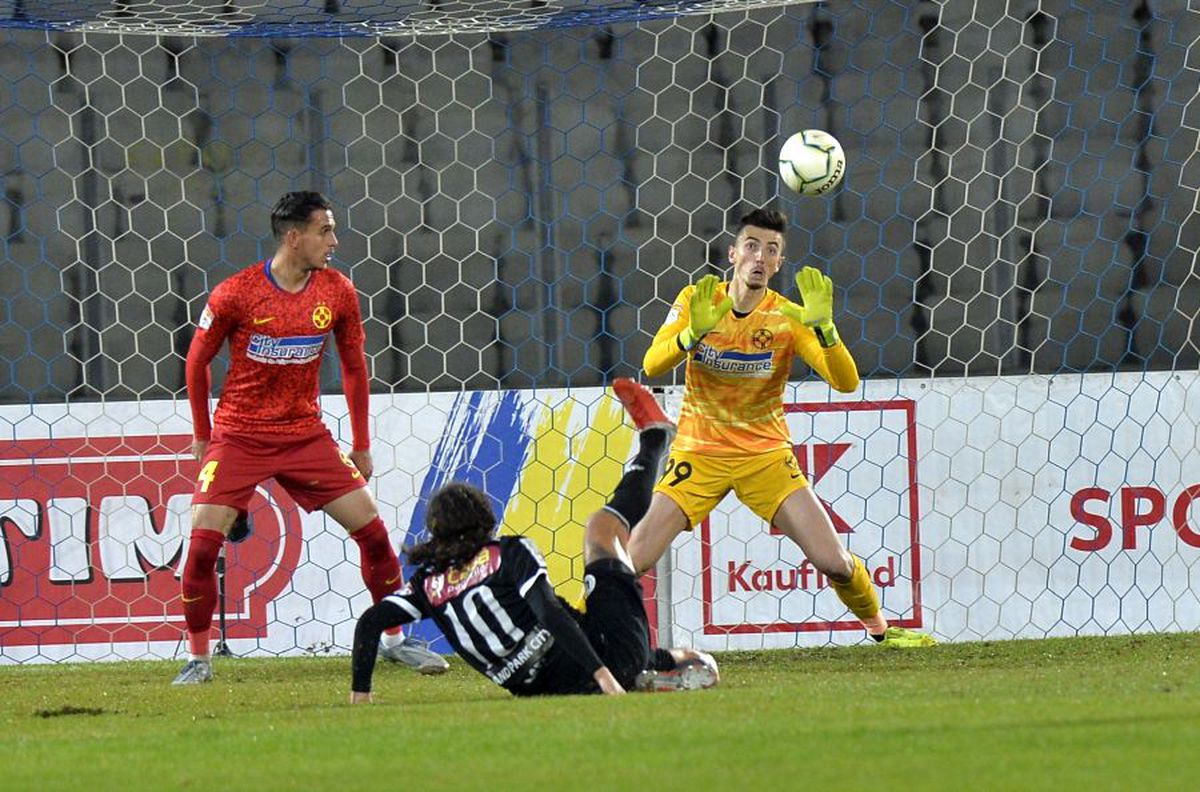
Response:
[0,0,810,37]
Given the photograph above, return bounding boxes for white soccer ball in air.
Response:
[778,129,846,197]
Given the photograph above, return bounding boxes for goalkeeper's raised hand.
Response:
[780,266,841,347]
[679,274,734,350]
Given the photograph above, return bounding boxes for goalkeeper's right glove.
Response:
[679,274,734,350]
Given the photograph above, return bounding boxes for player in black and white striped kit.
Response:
[349,379,719,700]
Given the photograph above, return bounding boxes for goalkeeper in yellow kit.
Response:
[628,208,935,647]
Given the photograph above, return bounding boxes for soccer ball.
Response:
[778,129,846,197]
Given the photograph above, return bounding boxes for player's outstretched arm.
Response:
[780,266,859,393]
[593,666,627,695]
[349,599,412,704]
[643,274,734,377]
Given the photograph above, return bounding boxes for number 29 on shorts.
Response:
[660,457,693,487]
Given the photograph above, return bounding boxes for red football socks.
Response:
[181,527,225,657]
[351,517,404,603]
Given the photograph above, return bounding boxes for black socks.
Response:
[605,428,670,528]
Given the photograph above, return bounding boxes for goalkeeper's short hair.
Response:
[737,207,786,235]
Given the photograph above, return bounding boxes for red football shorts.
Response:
[192,426,366,513]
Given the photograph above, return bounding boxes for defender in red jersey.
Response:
[175,192,447,685]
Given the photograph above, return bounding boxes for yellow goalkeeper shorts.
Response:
[652,446,809,528]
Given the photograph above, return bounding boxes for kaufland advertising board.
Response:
[2,372,1199,663]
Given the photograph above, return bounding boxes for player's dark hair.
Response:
[270,191,333,241]
[737,207,786,235]
[405,482,498,574]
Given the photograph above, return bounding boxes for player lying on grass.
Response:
[349,379,719,700]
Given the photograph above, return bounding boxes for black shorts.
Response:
[578,557,652,690]
[509,558,652,696]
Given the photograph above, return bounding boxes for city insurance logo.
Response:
[0,435,302,646]
[699,399,924,635]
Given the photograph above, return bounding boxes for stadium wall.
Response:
[2,375,1197,663]
[2,2,1200,401]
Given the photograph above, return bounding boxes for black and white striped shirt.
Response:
[379,536,601,693]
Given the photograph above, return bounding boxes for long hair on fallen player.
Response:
[405,482,498,574]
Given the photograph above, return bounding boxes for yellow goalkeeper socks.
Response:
[829,555,882,626]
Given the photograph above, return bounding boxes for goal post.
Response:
[1,0,1199,663]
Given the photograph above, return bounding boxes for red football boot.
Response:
[611,378,675,433]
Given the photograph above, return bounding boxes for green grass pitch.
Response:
[2,632,1196,791]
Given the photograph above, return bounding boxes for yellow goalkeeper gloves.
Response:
[780,266,841,348]
[678,274,734,350]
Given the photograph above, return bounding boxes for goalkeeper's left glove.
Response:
[780,266,840,348]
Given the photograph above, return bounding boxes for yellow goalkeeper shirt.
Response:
[643,280,860,457]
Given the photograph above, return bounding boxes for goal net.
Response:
[2,0,1199,663]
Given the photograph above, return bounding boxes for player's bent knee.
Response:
[818,552,855,584]
[191,503,239,535]
[324,488,379,532]
[583,509,631,566]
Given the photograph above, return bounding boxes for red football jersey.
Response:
[188,259,368,443]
